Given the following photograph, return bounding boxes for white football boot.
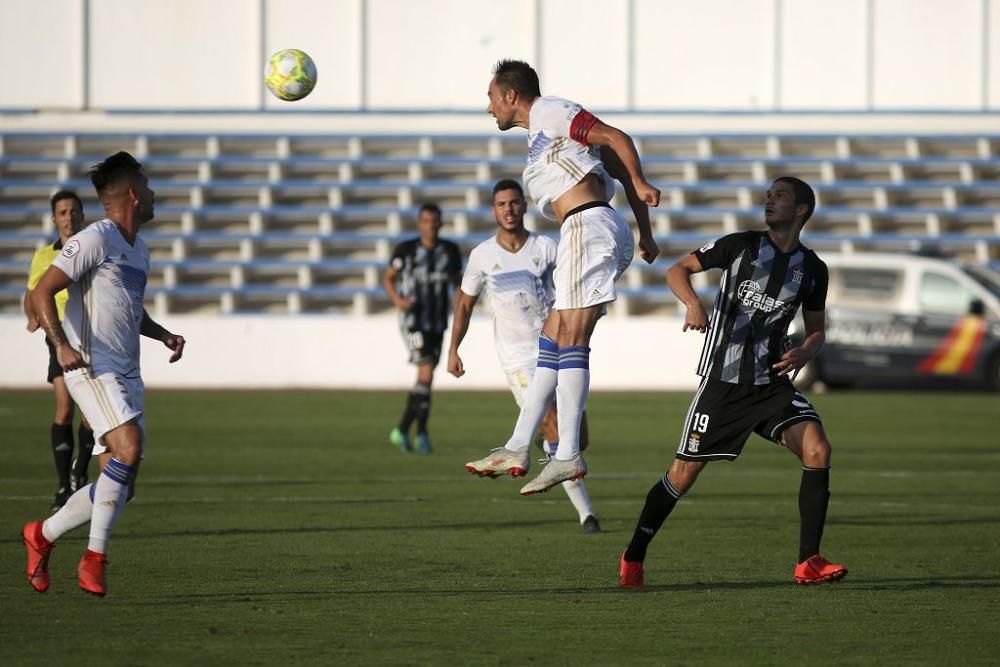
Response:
[519,453,587,495]
[464,447,531,478]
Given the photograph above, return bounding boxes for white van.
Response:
[792,253,1000,390]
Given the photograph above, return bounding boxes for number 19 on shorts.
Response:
[692,412,710,433]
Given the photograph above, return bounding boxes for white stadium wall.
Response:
[1,0,999,111]
[0,316,707,390]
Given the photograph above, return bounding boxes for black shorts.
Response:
[675,377,822,462]
[45,338,62,384]
[400,328,444,366]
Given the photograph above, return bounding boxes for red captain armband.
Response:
[569,109,599,145]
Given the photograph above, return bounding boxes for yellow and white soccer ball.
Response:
[265,49,317,101]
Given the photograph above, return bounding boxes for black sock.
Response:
[50,423,73,490]
[414,384,432,434]
[624,475,684,563]
[73,424,95,481]
[798,466,831,563]
[399,383,431,433]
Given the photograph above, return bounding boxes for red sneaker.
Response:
[619,552,644,589]
[22,521,53,593]
[78,549,108,597]
[794,554,848,585]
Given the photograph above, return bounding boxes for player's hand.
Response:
[638,235,660,264]
[26,316,40,333]
[447,350,465,378]
[395,297,414,311]
[682,304,710,333]
[55,343,86,372]
[164,334,186,363]
[635,180,660,207]
[773,346,813,377]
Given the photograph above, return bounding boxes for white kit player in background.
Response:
[465,59,660,496]
[21,151,186,597]
[449,180,601,533]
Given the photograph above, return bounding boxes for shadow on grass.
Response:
[123,575,1000,607]
[0,518,585,546]
[831,516,1000,527]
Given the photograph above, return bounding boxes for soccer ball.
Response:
[265,49,317,101]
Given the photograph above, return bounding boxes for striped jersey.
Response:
[390,238,462,334]
[27,240,70,320]
[460,233,557,371]
[51,219,150,377]
[694,231,828,385]
[523,96,616,221]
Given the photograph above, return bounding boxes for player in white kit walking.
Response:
[449,179,600,533]
[466,59,661,495]
[21,152,186,597]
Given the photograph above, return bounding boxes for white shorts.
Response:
[553,203,634,311]
[64,369,145,455]
[505,366,535,407]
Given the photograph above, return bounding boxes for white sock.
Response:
[561,478,595,522]
[504,335,559,452]
[42,484,94,542]
[87,458,136,554]
[554,346,590,461]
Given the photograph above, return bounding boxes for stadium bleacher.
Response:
[1,131,997,317]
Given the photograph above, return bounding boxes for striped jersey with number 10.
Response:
[693,231,829,385]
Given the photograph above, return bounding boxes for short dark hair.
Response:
[492,59,541,99]
[89,151,144,197]
[492,179,524,199]
[774,176,816,224]
[418,202,442,218]
[50,190,82,214]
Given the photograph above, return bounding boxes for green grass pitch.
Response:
[1,389,998,665]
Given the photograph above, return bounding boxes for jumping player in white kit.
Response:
[465,59,661,495]
[21,151,186,597]
[449,179,600,532]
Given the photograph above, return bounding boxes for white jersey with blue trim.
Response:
[460,233,557,371]
[51,219,150,377]
[522,95,616,221]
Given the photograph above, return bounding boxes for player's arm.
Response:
[31,266,84,370]
[666,254,710,333]
[774,309,826,377]
[601,146,659,264]
[447,290,480,378]
[24,252,46,332]
[23,289,39,332]
[585,120,660,207]
[381,263,412,311]
[140,309,186,363]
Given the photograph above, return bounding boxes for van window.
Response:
[836,268,901,300]
[919,272,973,316]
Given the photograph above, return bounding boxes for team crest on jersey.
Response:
[61,240,80,258]
[738,280,787,313]
[531,255,541,266]
[792,269,803,284]
[491,263,502,272]
[698,241,715,253]
[687,433,701,452]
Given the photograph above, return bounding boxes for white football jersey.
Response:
[461,233,557,370]
[52,219,150,377]
[523,96,616,221]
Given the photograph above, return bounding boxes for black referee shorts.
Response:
[675,377,822,462]
[45,337,62,384]
[400,327,444,367]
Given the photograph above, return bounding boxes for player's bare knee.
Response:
[802,437,832,467]
[668,459,705,492]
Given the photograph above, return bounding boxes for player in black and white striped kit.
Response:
[620,177,848,588]
[383,203,463,455]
